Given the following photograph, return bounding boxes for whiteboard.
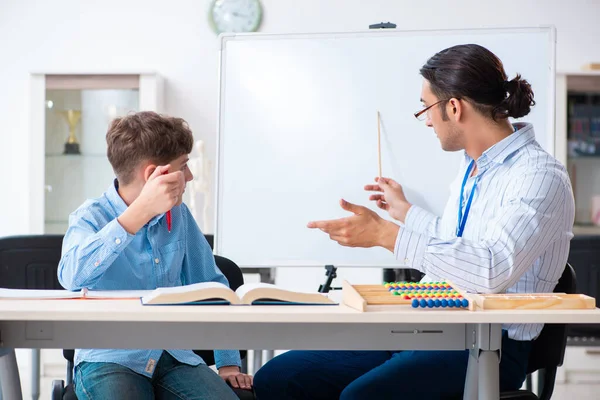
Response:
[215,27,556,268]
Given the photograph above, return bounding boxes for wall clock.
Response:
[209,0,263,34]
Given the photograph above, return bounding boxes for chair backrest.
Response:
[567,235,600,308]
[0,235,64,289]
[566,235,600,338]
[526,263,576,374]
[214,255,244,290]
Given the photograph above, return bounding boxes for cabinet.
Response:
[556,71,600,235]
[24,73,163,400]
[28,73,163,234]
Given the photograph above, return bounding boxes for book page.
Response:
[153,281,231,295]
[235,283,335,305]
[85,290,152,299]
[234,283,277,300]
[235,283,326,299]
[141,281,238,305]
[0,288,83,299]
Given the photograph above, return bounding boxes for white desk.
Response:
[1,300,599,400]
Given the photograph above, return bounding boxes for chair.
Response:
[52,254,255,400]
[0,234,64,290]
[565,235,600,339]
[0,234,65,400]
[498,263,577,400]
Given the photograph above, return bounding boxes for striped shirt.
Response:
[395,123,575,341]
[58,180,241,376]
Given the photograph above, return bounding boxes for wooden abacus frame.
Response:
[341,280,596,312]
[341,280,475,312]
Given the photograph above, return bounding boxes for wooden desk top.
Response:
[0,299,599,325]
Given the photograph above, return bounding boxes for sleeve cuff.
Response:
[215,350,242,369]
[394,226,428,269]
[404,205,437,235]
[99,218,135,254]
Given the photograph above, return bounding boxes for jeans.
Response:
[254,330,530,400]
[75,352,238,400]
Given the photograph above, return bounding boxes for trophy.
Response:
[59,110,81,154]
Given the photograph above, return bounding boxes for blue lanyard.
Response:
[457,160,480,238]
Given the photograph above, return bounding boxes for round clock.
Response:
[209,0,263,34]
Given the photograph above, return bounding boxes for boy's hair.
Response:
[420,44,535,121]
[106,111,194,184]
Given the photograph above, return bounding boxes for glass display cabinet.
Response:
[28,73,163,234]
[556,71,600,235]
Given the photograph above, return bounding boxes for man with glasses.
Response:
[253,44,574,399]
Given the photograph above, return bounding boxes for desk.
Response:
[1,300,599,400]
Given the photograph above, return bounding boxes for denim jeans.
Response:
[254,330,531,400]
[75,352,238,400]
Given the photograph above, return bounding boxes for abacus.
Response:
[341,280,596,312]
[342,280,474,312]
[385,281,470,309]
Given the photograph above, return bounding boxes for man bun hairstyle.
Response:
[419,44,535,121]
[500,75,535,119]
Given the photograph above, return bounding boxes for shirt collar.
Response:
[105,179,164,227]
[464,122,536,172]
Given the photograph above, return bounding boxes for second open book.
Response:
[140,282,336,306]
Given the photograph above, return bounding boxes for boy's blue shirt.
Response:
[58,179,241,376]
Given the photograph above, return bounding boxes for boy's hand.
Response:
[137,165,185,217]
[218,366,253,389]
[117,165,185,234]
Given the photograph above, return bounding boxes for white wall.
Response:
[2,1,600,398]
[1,0,600,237]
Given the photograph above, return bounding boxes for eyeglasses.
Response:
[414,99,449,121]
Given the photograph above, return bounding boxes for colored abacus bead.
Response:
[441,299,448,307]
[419,299,427,308]
[434,299,441,307]
[411,299,419,308]
[448,299,455,307]
[427,299,434,308]
[462,299,469,308]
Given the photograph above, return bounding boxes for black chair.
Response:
[0,234,64,290]
[565,235,600,339]
[52,254,255,400]
[0,234,66,400]
[498,263,577,400]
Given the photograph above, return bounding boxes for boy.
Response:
[58,111,251,400]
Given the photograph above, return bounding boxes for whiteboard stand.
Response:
[318,265,342,293]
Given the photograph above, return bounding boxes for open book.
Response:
[141,282,336,306]
[0,288,150,300]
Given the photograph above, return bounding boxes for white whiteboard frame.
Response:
[214,27,556,267]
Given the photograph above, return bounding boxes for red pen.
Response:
[162,170,172,232]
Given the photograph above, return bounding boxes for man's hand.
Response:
[307,199,399,252]
[365,177,412,223]
[218,366,253,390]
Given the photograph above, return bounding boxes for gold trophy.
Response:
[59,110,81,154]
